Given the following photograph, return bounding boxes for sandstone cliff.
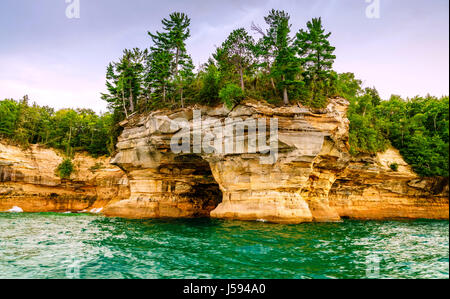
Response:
[0,142,129,213]
[1,98,448,223]
[330,148,449,220]
[103,98,449,223]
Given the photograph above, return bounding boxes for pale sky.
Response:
[0,0,448,113]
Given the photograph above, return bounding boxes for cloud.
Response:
[0,55,106,112]
[0,0,448,113]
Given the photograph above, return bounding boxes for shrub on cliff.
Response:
[348,89,389,155]
[390,163,399,172]
[56,159,74,179]
[219,84,245,109]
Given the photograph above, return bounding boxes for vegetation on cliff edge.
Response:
[0,96,114,157]
[101,10,337,120]
[0,9,448,178]
[336,72,449,177]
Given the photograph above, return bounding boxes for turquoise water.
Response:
[0,213,448,279]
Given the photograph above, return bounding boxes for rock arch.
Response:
[103,99,352,224]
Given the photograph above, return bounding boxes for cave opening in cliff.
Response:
[171,154,223,217]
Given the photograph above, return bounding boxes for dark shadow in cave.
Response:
[161,154,223,217]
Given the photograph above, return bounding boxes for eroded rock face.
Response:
[106,98,350,223]
[0,143,129,213]
[106,98,448,223]
[2,98,448,223]
[329,148,449,220]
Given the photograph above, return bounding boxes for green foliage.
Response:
[348,90,389,155]
[334,72,363,100]
[390,163,399,172]
[0,99,19,137]
[215,28,255,91]
[56,158,74,179]
[147,12,194,107]
[295,17,336,106]
[376,95,449,177]
[219,84,245,109]
[0,97,114,157]
[196,61,222,105]
[337,73,449,177]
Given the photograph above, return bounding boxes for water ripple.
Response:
[0,213,448,279]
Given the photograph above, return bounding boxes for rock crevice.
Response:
[2,98,448,223]
[104,98,448,223]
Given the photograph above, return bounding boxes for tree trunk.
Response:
[163,83,166,103]
[175,48,180,77]
[175,47,181,107]
[282,76,289,105]
[122,88,128,118]
[283,87,289,105]
[239,67,245,91]
[180,87,184,108]
[129,87,135,113]
[271,78,276,93]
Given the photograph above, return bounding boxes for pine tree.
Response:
[252,10,292,96]
[270,16,302,105]
[145,47,173,105]
[295,17,336,105]
[252,10,303,105]
[101,48,147,118]
[148,12,192,107]
[218,28,255,91]
[177,55,195,107]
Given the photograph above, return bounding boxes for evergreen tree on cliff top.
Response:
[148,12,193,107]
[216,28,255,92]
[270,15,303,105]
[253,10,303,105]
[101,48,147,119]
[295,17,336,106]
[145,47,172,105]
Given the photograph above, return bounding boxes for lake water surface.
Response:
[0,213,448,279]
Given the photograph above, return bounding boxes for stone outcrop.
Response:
[104,98,448,223]
[105,99,350,222]
[2,98,448,223]
[330,148,449,220]
[0,142,129,213]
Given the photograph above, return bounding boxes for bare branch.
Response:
[251,22,265,37]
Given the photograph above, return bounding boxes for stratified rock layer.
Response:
[0,142,129,213]
[105,98,448,223]
[2,98,448,223]
[330,148,449,220]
